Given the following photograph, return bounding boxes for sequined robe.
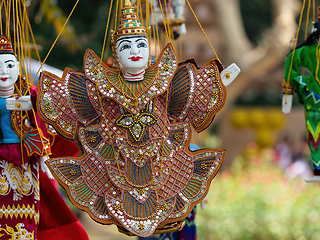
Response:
[37,44,227,237]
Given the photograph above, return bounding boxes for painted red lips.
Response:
[129,56,142,61]
[0,78,8,82]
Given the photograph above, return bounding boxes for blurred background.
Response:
[13,0,320,239]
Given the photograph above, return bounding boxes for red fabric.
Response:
[50,134,79,158]
[37,172,89,240]
[0,143,31,166]
[37,221,89,240]
[0,157,40,240]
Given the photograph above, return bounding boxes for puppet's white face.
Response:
[115,35,149,73]
[0,54,19,89]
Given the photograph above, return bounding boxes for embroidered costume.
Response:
[0,35,89,240]
[36,1,227,237]
[0,78,50,240]
[282,43,320,173]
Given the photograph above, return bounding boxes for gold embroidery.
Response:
[0,161,39,201]
[201,163,207,170]
[0,223,34,240]
[0,176,9,195]
[45,105,52,112]
[0,204,40,224]
[137,189,145,195]
[44,80,51,86]
[138,224,145,230]
[64,122,71,129]
[15,103,21,109]
[155,82,161,88]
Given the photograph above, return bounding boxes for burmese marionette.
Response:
[282,15,320,182]
[7,0,240,237]
[0,35,50,239]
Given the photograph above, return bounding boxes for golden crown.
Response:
[111,0,148,44]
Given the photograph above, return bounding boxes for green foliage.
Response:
[240,0,272,45]
[197,151,320,240]
[29,0,113,70]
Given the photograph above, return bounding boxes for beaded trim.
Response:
[11,76,50,157]
[84,44,177,115]
[168,59,226,132]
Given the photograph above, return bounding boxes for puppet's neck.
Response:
[123,70,145,82]
[0,87,14,98]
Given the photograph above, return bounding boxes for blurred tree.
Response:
[28,0,113,70]
[240,0,272,45]
[210,0,305,116]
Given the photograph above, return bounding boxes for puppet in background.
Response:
[282,9,320,182]
[0,35,89,240]
[0,35,50,239]
[132,0,186,39]
[9,0,239,237]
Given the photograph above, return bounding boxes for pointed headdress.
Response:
[0,35,15,55]
[111,0,148,45]
[111,0,148,68]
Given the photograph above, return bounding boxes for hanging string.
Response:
[185,0,220,62]
[305,0,311,40]
[179,33,182,62]
[313,0,316,22]
[7,0,11,38]
[151,1,160,55]
[12,0,25,172]
[28,0,80,87]
[158,0,170,43]
[99,0,114,64]
[23,2,32,80]
[165,0,173,41]
[103,11,115,60]
[114,0,119,31]
[140,1,145,26]
[284,0,306,104]
[136,0,141,24]
[164,0,177,51]
[13,0,17,55]
[0,0,4,35]
[19,0,29,77]
[315,44,320,85]
[95,0,124,178]
[26,11,42,63]
[150,3,157,57]
[146,0,151,58]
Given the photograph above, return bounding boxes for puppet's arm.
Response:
[40,155,54,179]
[220,63,240,87]
[281,48,303,114]
[168,59,240,132]
[282,94,293,114]
[6,95,32,110]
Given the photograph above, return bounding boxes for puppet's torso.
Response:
[37,44,227,237]
[283,43,320,169]
[0,79,50,240]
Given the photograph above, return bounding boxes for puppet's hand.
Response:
[282,94,292,115]
[40,155,54,179]
[200,194,209,209]
[305,176,320,182]
[6,95,33,110]
[221,63,240,87]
